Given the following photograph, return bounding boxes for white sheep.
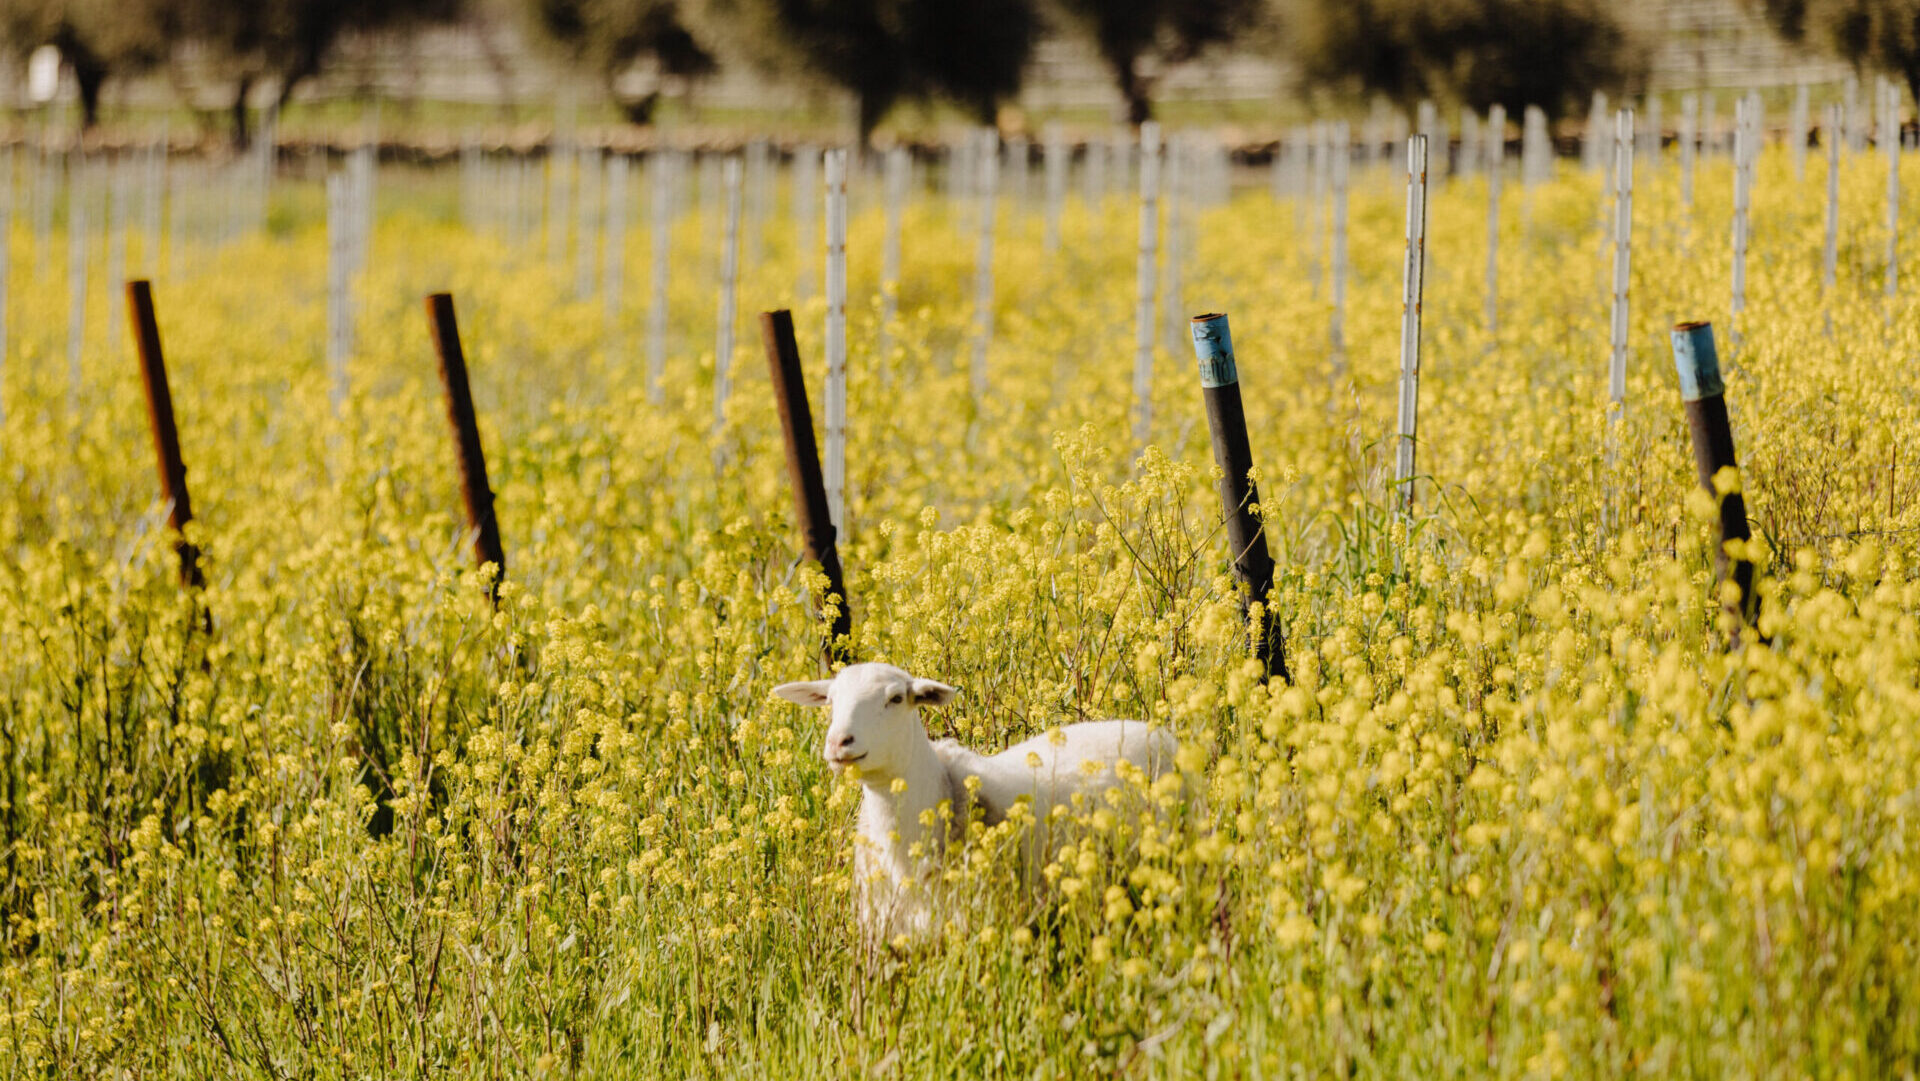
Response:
[774,662,1180,942]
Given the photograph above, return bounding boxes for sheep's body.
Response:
[933,720,1176,825]
[773,664,1181,942]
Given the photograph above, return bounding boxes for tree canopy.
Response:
[523,0,715,123]
[1282,0,1643,120]
[1748,0,1920,107]
[689,0,1039,138]
[1051,0,1265,126]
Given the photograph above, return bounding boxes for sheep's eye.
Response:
[888,693,905,705]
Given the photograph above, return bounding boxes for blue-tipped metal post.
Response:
[1670,322,1759,641]
[1191,313,1289,682]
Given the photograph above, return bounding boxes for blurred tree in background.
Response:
[1748,0,1920,108]
[1,0,1905,139]
[176,0,470,147]
[1049,0,1266,126]
[522,0,715,124]
[1281,0,1644,119]
[691,0,1038,140]
[1,0,175,128]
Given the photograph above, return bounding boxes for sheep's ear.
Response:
[909,679,956,707]
[773,680,833,707]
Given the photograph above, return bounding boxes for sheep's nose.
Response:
[833,734,856,751]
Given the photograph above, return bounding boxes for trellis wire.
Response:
[1132,120,1161,447]
[714,155,743,443]
[969,130,999,404]
[823,147,848,533]
[1394,135,1430,516]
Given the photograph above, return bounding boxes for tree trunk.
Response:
[73,58,107,132]
[231,76,254,151]
[52,29,109,132]
[230,76,257,151]
[1107,52,1152,128]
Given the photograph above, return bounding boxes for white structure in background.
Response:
[27,45,60,104]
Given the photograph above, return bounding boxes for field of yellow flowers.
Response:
[2,140,1918,1078]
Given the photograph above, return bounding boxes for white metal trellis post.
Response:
[1394,135,1430,517]
[1609,109,1635,411]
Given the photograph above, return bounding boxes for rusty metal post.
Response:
[761,310,853,664]
[1190,313,1289,682]
[1670,321,1759,640]
[425,293,505,602]
[126,280,204,590]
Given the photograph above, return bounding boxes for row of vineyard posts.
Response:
[103,111,1793,688]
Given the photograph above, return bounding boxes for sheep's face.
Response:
[773,663,956,781]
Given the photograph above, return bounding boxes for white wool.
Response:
[773,662,1179,942]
